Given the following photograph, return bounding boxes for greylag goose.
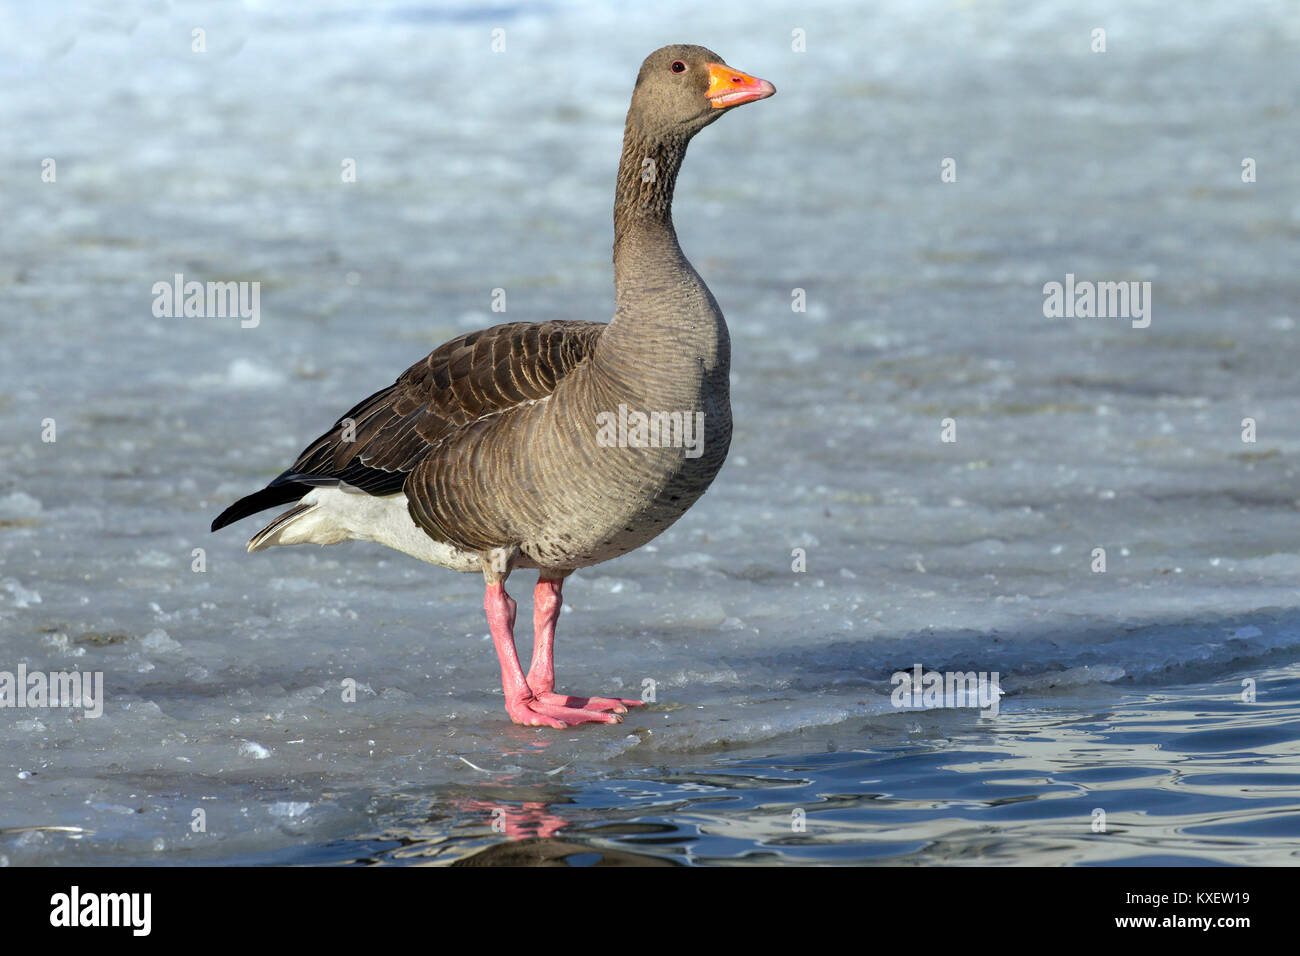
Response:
[211,45,775,728]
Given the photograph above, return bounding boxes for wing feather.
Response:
[210,320,605,533]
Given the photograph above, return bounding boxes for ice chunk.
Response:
[238,741,272,760]
[0,579,41,608]
[140,629,182,654]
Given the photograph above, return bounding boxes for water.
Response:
[2,0,1300,865]
[230,663,1300,866]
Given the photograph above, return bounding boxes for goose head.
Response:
[625,44,776,141]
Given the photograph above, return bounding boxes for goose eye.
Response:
[670,60,687,73]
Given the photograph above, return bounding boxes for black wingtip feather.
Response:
[210,483,310,533]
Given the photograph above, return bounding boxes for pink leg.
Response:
[526,578,561,696]
[527,577,645,715]
[485,582,624,728]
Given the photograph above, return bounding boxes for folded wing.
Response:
[210,320,606,533]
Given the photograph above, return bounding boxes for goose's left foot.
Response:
[534,691,646,714]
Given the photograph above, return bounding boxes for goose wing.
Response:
[210,320,605,532]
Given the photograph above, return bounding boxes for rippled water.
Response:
[203,663,1300,866]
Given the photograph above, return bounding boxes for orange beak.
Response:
[706,62,776,109]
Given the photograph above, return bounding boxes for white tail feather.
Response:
[244,487,478,570]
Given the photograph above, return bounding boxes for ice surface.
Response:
[1,0,1299,863]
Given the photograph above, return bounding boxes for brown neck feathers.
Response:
[613,125,688,253]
